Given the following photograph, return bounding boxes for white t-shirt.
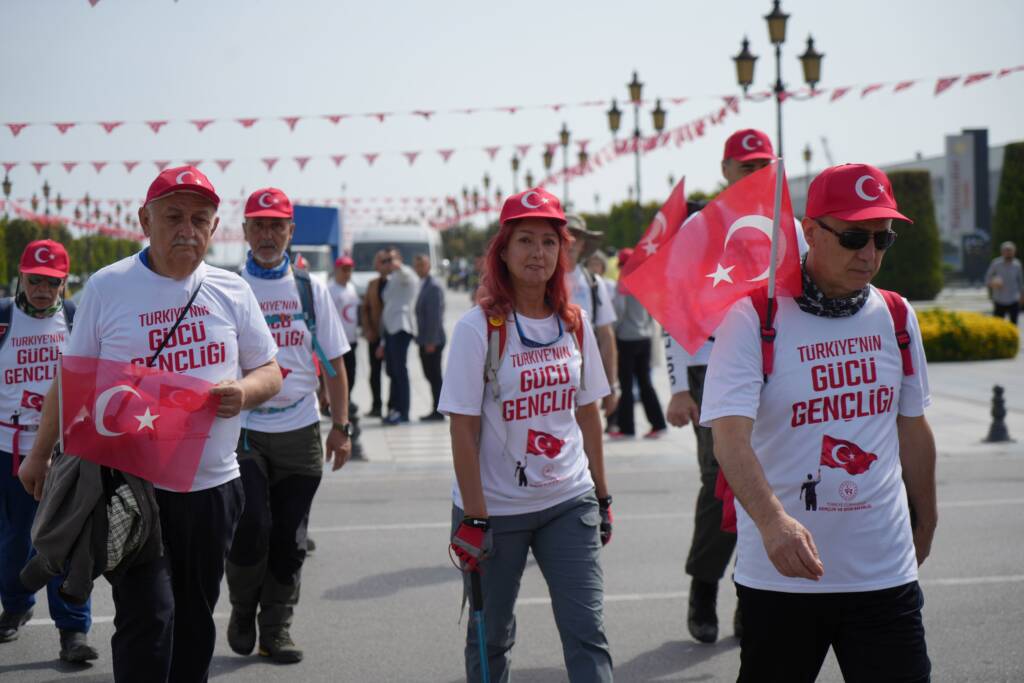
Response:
[568,265,616,327]
[0,306,70,454]
[699,288,930,593]
[438,306,610,516]
[241,269,350,433]
[327,279,361,344]
[68,254,278,491]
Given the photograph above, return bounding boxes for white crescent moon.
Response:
[34,246,52,263]
[94,384,141,437]
[521,191,544,209]
[831,444,848,462]
[257,192,274,208]
[854,175,880,201]
[175,170,194,185]
[741,134,759,151]
[647,211,667,242]
[722,214,788,282]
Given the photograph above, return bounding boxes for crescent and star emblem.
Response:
[641,212,668,256]
[34,246,53,263]
[854,175,882,201]
[175,170,194,185]
[520,191,548,210]
[741,134,760,151]
[94,384,160,437]
[257,192,275,208]
[705,214,788,287]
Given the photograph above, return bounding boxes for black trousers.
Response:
[615,337,667,435]
[419,345,444,413]
[685,365,737,583]
[993,301,1020,325]
[367,338,384,413]
[736,581,930,683]
[111,478,244,683]
[343,343,357,398]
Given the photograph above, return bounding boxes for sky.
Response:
[2,0,1023,235]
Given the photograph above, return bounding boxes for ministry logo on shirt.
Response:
[526,429,565,458]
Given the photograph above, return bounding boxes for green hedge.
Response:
[873,170,944,300]
[918,308,1019,362]
[2,217,139,286]
[992,141,1024,256]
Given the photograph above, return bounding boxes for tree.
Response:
[3,219,40,282]
[604,201,660,249]
[0,218,8,289]
[872,170,944,300]
[992,141,1024,255]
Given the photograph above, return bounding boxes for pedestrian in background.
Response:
[443,187,613,682]
[985,240,1023,324]
[609,247,667,440]
[379,247,418,425]
[413,253,445,421]
[361,250,389,418]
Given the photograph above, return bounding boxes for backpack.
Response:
[0,298,76,350]
[261,268,337,378]
[482,311,586,400]
[749,287,915,382]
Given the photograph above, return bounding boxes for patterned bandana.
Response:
[794,258,869,318]
[245,250,291,279]
[16,291,63,319]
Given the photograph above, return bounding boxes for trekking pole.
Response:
[470,569,490,683]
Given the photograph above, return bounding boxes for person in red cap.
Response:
[663,127,810,644]
[19,165,284,682]
[0,240,98,663]
[441,187,613,682]
[328,255,364,457]
[701,163,935,681]
[227,187,352,663]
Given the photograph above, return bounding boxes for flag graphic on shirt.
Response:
[61,355,218,491]
[526,429,565,458]
[820,434,878,475]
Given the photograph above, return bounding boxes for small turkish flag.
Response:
[622,162,802,353]
[21,390,45,412]
[526,429,565,458]
[61,356,218,491]
[820,435,878,475]
[619,178,687,290]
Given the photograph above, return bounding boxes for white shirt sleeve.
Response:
[313,279,351,360]
[66,277,102,358]
[236,283,279,371]
[576,312,612,406]
[699,299,764,426]
[664,332,692,393]
[896,301,931,417]
[438,315,487,417]
[592,273,617,327]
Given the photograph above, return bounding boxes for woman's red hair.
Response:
[478,219,582,331]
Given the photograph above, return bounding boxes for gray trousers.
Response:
[452,492,613,683]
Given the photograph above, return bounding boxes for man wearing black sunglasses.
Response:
[702,163,936,682]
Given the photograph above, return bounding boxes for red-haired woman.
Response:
[440,188,614,682]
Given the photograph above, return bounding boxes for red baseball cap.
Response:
[245,187,294,219]
[335,256,354,268]
[144,165,220,207]
[20,239,70,279]
[499,187,566,227]
[806,163,911,223]
[723,129,775,162]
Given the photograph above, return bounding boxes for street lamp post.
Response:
[733,1,824,160]
[524,170,534,188]
[1,175,11,219]
[559,123,570,209]
[482,173,491,223]
[609,72,667,231]
[42,180,51,216]
[510,155,520,194]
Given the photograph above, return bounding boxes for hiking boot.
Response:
[59,630,98,663]
[687,578,719,644]
[259,629,303,664]
[306,536,317,553]
[0,609,32,642]
[227,608,257,655]
[733,603,743,639]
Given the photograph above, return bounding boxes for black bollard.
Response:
[983,385,1013,443]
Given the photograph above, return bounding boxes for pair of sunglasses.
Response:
[813,218,897,251]
[27,274,63,288]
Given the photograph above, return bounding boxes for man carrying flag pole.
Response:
[19,166,283,683]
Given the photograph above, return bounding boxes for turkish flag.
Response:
[526,429,565,458]
[622,162,801,353]
[619,178,687,290]
[820,435,878,475]
[61,356,218,491]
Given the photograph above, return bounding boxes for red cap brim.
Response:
[21,265,68,278]
[729,150,775,162]
[244,207,293,219]
[826,206,913,223]
[147,186,220,208]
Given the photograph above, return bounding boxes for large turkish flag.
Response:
[820,435,878,475]
[618,178,687,289]
[61,356,218,491]
[622,162,802,353]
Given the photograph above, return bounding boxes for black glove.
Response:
[598,495,613,546]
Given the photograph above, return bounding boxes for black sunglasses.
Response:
[26,274,63,288]
[813,218,897,251]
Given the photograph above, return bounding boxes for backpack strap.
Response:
[0,298,13,350]
[878,289,914,376]
[588,272,600,326]
[292,268,337,378]
[570,322,587,393]
[483,313,507,400]
[62,299,76,332]
[749,289,779,382]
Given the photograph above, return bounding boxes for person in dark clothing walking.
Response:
[799,470,822,511]
[414,254,446,421]
[361,250,390,417]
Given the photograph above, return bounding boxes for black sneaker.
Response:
[0,609,32,642]
[687,578,719,644]
[366,408,382,418]
[419,412,445,422]
[306,537,317,553]
[259,630,303,664]
[227,608,257,655]
[59,630,98,663]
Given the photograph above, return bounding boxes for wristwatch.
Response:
[332,422,353,438]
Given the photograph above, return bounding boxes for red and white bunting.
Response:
[484,146,501,161]
[963,72,993,87]
[364,153,380,166]
[893,80,916,93]
[861,83,884,98]
[91,161,108,173]
[146,120,168,134]
[438,149,455,163]
[324,114,346,125]
[2,162,17,174]
[294,156,311,171]
[282,116,301,131]
[184,160,201,168]
[154,160,171,171]
[6,123,29,136]
[935,76,960,95]
[62,162,79,173]
[54,122,76,134]
[413,110,434,120]
[262,157,279,171]
[402,152,420,166]
[99,121,123,134]
[516,144,531,157]
[215,159,232,172]
[330,154,347,167]
[190,119,215,132]
[368,113,390,123]
[32,162,48,174]
[237,118,258,128]
[123,161,140,173]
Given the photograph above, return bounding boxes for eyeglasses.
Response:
[26,274,63,288]
[514,312,564,348]
[813,218,897,251]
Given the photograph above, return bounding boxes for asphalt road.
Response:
[3,286,1022,682]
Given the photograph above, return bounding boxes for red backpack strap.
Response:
[878,289,914,376]
[484,312,508,399]
[749,289,779,382]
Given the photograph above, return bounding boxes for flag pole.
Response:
[57,354,64,454]
[767,157,786,301]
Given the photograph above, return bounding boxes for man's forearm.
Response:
[325,356,349,424]
[597,325,617,386]
[240,360,283,409]
[898,415,938,526]
[712,416,786,531]
[27,381,60,463]
[577,402,608,497]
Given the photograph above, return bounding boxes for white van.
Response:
[349,223,443,296]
